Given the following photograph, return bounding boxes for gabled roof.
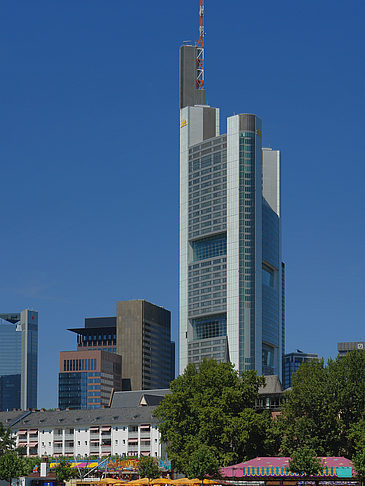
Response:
[111,389,170,408]
[5,406,159,430]
[0,410,31,427]
[259,375,283,395]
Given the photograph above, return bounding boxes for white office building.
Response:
[179,44,285,378]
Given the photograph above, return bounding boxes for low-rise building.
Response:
[0,404,164,458]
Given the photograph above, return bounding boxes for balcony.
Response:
[127,444,139,452]
[53,434,63,441]
[64,434,74,440]
[64,446,74,453]
[128,431,138,438]
[90,433,100,440]
[140,431,150,439]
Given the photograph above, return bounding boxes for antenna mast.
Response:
[196,0,205,90]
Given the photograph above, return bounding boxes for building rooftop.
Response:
[258,375,283,395]
[110,389,170,408]
[0,410,31,427]
[7,406,159,429]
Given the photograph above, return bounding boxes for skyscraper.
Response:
[116,300,175,391]
[179,15,284,378]
[283,351,318,389]
[0,310,38,411]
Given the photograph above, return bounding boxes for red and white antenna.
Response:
[196,0,205,90]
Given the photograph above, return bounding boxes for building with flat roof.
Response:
[179,30,285,377]
[68,316,117,354]
[0,310,38,411]
[283,351,318,389]
[58,349,122,410]
[116,300,175,391]
[337,341,365,357]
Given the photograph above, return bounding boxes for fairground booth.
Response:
[222,457,359,486]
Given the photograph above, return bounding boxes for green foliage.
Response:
[352,449,365,479]
[155,358,272,472]
[278,350,365,457]
[0,422,16,455]
[184,444,220,480]
[0,450,34,483]
[53,457,77,483]
[137,456,160,480]
[287,447,324,476]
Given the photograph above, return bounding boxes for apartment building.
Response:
[0,406,163,458]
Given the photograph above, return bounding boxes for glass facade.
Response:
[192,234,227,261]
[0,374,21,411]
[59,372,87,409]
[180,105,283,379]
[192,314,226,340]
[239,131,258,371]
[0,310,38,411]
[283,352,318,389]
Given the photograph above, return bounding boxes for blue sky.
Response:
[1,0,365,408]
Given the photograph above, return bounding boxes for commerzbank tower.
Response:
[179,1,285,379]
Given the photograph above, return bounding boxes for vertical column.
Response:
[226,115,240,369]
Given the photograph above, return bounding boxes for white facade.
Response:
[179,108,283,378]
[12,409,163,458]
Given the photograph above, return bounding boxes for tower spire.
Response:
[196,0,205,90]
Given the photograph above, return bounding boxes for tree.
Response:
[155,358,272,473]
[352,449,365,480]
[184,444,220,482]
[287,447,324,477]
[0,450,34,484]
[53,457,77,483]
[277,350,365,457]
[137,456,160,482]
[0,422,16,455]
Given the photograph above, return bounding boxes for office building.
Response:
[0,310,38,411]
[117,300,175,391]
[58,316,119,410]
[283,351,318,389]
[337,341,365,357]
[69,316,117,353]
[58,349,122,410]
[179,39,284,377]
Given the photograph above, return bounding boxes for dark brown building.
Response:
[116,300,175,391]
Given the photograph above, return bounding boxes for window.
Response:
[191,234,227,261]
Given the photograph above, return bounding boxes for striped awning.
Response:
[28,442,38,447]
[29,429,38,434]
[101,426,111,431]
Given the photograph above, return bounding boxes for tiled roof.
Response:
[0,410,31,427]
[258,375,283,395]
[111,389,170,408]
[4,406,159,430]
